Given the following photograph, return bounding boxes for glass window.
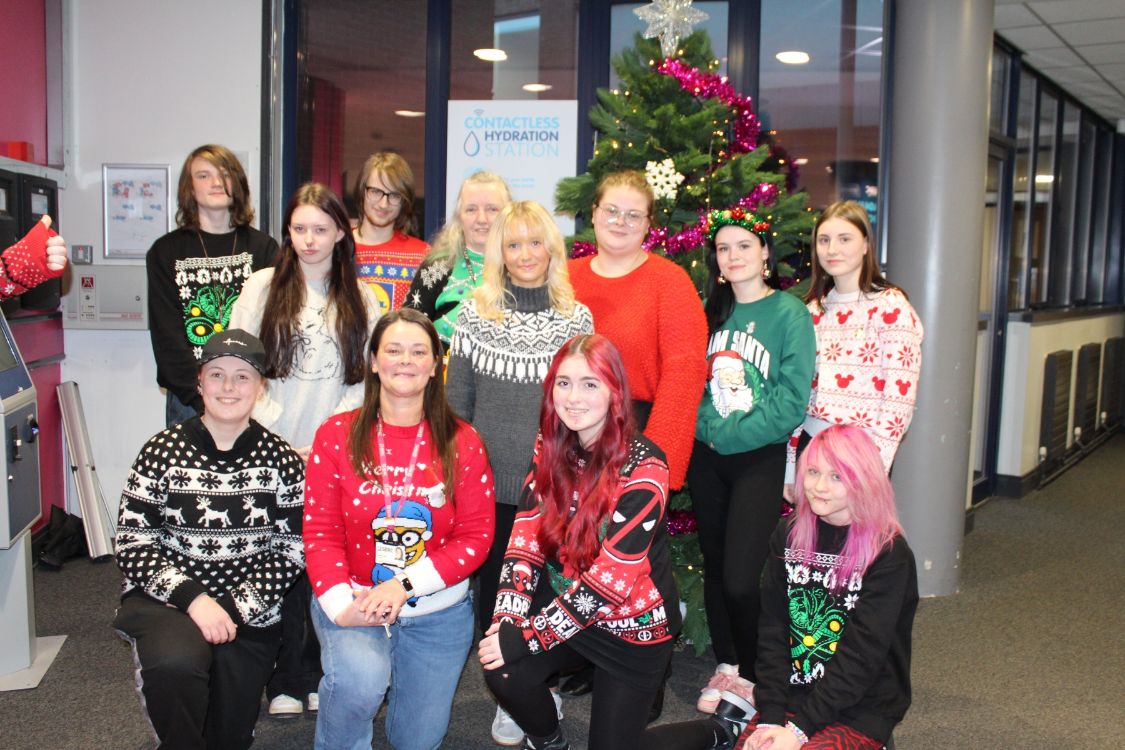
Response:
[1087,125,1113,304]
[451,1,578,101]
[609,2,729,86]
[1070,116,1096,303]
[1048,100,1079,306]
[989,47,1010,135]
[1028,89,1057,307]
[1008,74,1035,310]
[759,0,885,215]
[296,1,429,222]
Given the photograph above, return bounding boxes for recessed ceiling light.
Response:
[775,50,810,65]
[869,157,879,163]
[474,48,508,62]
[1035,174,1054,184]
[522,83,552,93]
[794,158,809,165]
[394,110,425,118]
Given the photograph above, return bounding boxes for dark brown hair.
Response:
[353,152,417,235]
[348,308,461,500]
[804,200,902,310]
[259,183,369,384]
[175,144,254,229]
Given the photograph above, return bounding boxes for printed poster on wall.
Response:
[446,100,578,236]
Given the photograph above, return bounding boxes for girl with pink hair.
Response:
[646,425,918,750]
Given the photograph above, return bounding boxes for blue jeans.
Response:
[310,594,474,750]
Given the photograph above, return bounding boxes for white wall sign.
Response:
[446,100,578,235]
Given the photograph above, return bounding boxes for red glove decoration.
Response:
[0,220,64,300]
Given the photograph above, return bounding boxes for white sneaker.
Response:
[268,694,303,716]
[491,704,525,746]
[306,692,319,712]
[551,688,564,720]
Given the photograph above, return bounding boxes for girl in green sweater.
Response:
[688,208,816,713]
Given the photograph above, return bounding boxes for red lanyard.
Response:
[375,416,425,519]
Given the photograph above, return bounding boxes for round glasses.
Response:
[597,203,647,228]
[365,186,404,206]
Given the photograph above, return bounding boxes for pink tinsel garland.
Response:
[655,58,761,154]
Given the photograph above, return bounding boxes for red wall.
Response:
[0,0,48,164]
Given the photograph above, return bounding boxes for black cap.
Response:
[199,329,268,375]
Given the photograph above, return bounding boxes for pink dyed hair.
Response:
[790,425,903,589]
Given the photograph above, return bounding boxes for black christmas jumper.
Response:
[146,226,277,412]
[492,436,681,683]
[114,417,306,628]
[754,519,918,744]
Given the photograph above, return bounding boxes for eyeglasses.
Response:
[365,186,404,206]
[597,204,647,228]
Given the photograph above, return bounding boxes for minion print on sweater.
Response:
[371,500,433,606]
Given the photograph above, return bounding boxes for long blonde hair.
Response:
[427,171,512,263]
[474,201,577,321]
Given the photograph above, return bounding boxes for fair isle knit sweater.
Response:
[445,284,593,506]
[114,418,306,629]
[568,254,708,489]
[804,287,924,470]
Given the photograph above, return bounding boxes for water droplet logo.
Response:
[463,131,481,157]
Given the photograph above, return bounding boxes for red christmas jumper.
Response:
[355,231,429,312]
[303,411,495,622]
[568,254,708,489]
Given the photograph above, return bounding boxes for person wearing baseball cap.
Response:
[113,326,306,749]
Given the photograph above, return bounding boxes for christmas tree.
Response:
[555,29,813,654]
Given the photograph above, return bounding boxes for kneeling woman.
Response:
[646,425,918,750]
[303,308,495,750]
[113,330,306,750]
[478,334,681,750]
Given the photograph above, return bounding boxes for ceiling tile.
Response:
[995,4,1040,29]
[999,24,1063,50]
[1024,46,1086,67]
[1076,41,1125,63]
[1028,0,1125,24]
[1044,66,1106,84]
[1095,62,1125,79]
[1052,17,1125,46]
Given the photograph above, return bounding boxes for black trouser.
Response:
[476,502,518,633]
[485,634,670,750]
[687,440,787,681]
[113,593,280,750]
[266,572,322,700]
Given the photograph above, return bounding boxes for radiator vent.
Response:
[1073,343,1101,438]
[1039,350,1073,467]
[1101,337,1123,429]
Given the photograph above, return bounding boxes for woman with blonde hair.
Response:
[405,170,512,346]
[352,152,429,313]
[445,200,593,745]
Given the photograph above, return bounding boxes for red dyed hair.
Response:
[790,425,903,591]
[534,335,635,572]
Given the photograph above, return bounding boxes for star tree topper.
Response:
[634,0,710,59]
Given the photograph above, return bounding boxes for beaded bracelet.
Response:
[786,721,810,745]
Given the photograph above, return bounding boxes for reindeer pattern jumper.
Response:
[114,417,306,628]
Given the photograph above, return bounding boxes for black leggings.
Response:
[267,572,322,699]
[687,440,787,680]
[484,636,668,750]
[113,593,280,750]
[476,502,518,633]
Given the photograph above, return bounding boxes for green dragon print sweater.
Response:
[146,226,277,412]
[755,518,918,744]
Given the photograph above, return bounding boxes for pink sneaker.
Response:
[722,675,756,709]
[697,663,739,713]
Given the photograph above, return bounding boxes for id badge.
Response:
[375,540,405,567]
